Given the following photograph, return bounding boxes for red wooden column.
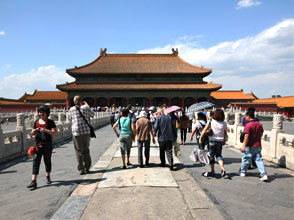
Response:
[107,97,111,107]
[149,97,152,106]
[168,97,171,106]
[94,98,97,107]
[127,97,130,106]
[66,97,70,109]
[181,97,185,108]
[194,96,198,104]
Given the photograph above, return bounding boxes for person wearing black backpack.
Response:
[190,112,207,150]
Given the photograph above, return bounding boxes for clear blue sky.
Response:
[0,0,293,98]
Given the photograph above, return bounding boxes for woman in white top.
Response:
[200,109,227,177]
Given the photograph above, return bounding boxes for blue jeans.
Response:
[240,147,267,177]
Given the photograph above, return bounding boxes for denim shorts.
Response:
[208,141,223,164]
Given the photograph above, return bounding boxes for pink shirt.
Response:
[244,121,264,147]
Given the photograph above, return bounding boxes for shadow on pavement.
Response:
[184,163,206,169]
[0,170,17,174]
[37,178,107,189]
[268,173,294,183]
[223,157,242,165]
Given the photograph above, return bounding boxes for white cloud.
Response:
[5,64,11,69]
[236,0,261,9]
[0,65,73,99]
[0,31,5,36]
[138,18,294,98]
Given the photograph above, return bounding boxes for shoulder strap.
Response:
[199,121,205,128]
[76,107,91,128]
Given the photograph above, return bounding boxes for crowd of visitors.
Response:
[27,97,268,189]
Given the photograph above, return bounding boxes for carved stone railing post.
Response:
[224,112,229,123]
[16,113,27,154]
[234,113,242,126]
[58,113,65,124]
[234,113,242,145]
[270,114,284,159]
[66,112,70,123]
[0,122,4,161]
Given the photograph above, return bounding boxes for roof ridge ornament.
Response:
[100,48,107,56]
[172,48,178,56]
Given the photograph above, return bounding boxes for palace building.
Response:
[57,48,222,108]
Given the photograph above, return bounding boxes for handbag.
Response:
[200,121,213,144]
[240,132,245,143]
[205,121,213,136]
[76,107,96,138]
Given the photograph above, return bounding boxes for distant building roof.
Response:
[211,90,257,100]
[19,90,67,101]
[253,96,294,108]
[66,48,212,76]
[0,98,45,106]
[0,98,24,105]
[57,81,222,91]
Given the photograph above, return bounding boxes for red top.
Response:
[244,121,264,147]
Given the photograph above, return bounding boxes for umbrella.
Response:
[187,101,214,113]
[164,105,181,114]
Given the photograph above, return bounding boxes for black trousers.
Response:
[137,140,151,166]
[180,128,187,142]
[159,140,173,166]
[32,144,53,175]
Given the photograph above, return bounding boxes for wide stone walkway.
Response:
[0,125,293,220]
[51,139,222,220]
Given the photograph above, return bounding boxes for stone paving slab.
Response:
[98,156,178,188]
[51,195,91,220]
[80,187,194,220]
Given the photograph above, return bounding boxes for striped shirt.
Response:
[69,105,94,136]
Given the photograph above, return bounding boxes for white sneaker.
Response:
[260,175,268,182]
[240,172,246,177]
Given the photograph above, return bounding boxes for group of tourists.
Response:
[112,105,177,170]
[27,97,268,189]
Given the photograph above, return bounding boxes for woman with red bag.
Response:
[27,105,56,189]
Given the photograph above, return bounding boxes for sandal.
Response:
[221,169,226,177]
[46,176,52,184]
[203,171,215,177]
[127,162,132,166]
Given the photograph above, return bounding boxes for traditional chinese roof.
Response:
[18,90,67,101]
[0,98,56,106]
[66,48,212,76]
[57,81,222,91]
[211,90,257,100]
[253,96,294,108]
[0,98,24,105]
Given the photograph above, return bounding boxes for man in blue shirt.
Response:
[154,109,177,170]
